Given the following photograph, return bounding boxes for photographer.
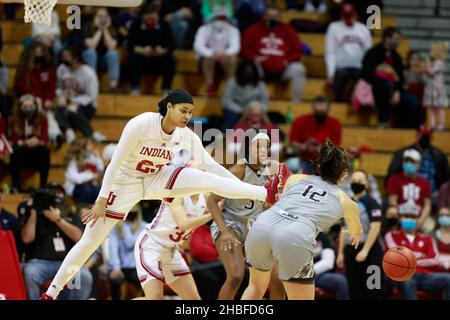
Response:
[82,8,120,92]
[19,185,93,300]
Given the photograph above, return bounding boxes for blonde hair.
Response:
[431,41,448,61]
[63,138,91,170]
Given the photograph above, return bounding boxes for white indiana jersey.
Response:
[145,194,207,247]
[99,112,205,198]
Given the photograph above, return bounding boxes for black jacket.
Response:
[361,43,404,91]
[387,144,450,189]
[127,18,174,55]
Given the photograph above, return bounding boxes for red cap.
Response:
[418,124,433,136]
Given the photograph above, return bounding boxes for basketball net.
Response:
[24,0,58,25]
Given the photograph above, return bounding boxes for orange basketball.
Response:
[382,246,417,281]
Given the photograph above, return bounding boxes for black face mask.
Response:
[351,182,366,195]
[386,218,399,227]
[126,211,138,222]
[266,19,279,29]
[34,56,45,64]
[314,113,327,124]
[418,135,431,149]
[20,109,37,119]
[61,60,71,67]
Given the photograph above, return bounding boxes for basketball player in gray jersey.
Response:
[242,140,363,300]
[208,132,285,299]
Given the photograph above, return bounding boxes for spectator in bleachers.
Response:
[423,41,449,131]
[9,95,50,192]
[289,96,342,173]
[387,125,449,197]
[128,3,176,94]
[107,204,146,300]
[116,6,142,46]
[82,8,121,92]
[189,223,226,300]
[386,149,432,231]
[0,37,12,126]
[31,9,62,63]
[63,138,105,205]
[55,46,105,143]
[384,202,450,300]
[14,42,62,147]
[325,3,372,102]
[434,207,450,272]
[341,147,382,205]
[439,180,450,211]
[221,60,269,131]
[234,0,265,32]
[201,0,233,23]
[361,27,420,128]
[404,50,426,125]
[337,170,385,299]
[287,0,327,13]
[314,232,350,300]
[160,0,202,49]
[193,6,240,97]
[19,186,93,300]
[0,191,21,248]
[241,4,306,102]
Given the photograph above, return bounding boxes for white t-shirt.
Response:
[98,112,238,198]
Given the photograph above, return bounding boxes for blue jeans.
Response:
[315,272,350,300]
[82,48,120,83]
[396,272,450,300]
[22,259,93,300]
[169,12,189,49]
[333,67,360,102]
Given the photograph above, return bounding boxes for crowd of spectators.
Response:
[0,0,449,300]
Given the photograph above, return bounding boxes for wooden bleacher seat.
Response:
[2,194,28,217]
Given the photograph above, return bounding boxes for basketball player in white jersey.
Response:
[135,193,210,300]
[241,140,363,300]
[41,89,289,300]
[208,131,285,300]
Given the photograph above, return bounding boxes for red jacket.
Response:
[241,20,302,74]
[289,114,342,162]
[11,113,48,145]
[189,225,218,263]
[15,65,56,102]
[384,229,440,274]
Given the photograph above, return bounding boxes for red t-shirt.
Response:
[386,172,431,211]
[289,114,342,162]
[189,225,218,263]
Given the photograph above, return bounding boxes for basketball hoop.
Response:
[24,0,58,25]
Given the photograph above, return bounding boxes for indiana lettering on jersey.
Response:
[139,147,175,160]
[338,34,364,48]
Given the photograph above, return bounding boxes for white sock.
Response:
[46,218,118,299]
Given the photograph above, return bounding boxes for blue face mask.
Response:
[438,216,450,227]
[286,157,300,173]
[403,162,417,175]
[401,219,417,232]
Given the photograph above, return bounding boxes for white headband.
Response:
[251,132,270,142]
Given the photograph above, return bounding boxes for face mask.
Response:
[20,108,37,119]
[387,218,399,227]
[286,157,300,173]
[342,13,355,27]
[314,113,327,124]
[126,211,138,222]
[418,135,431,149]
[386,40,398,51]
[266,19,279,29]
[34,56,45,64]
[61,60,71,67]
[401,219,417,232]
[213,20,227,31]
[145,19,157,30]
[351,182,366,195]
[438,216,450,227]
[403,162,418,175]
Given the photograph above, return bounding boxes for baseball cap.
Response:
[403,149,421,162]
[399,202,420,216]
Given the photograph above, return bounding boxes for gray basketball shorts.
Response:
[210,217,249,244]
[244,209,316,284]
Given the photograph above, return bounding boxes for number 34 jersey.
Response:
[271,174,344,235]
[145,194,207,247]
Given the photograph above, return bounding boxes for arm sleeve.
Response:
[285,26,302,62]
[384,231,399,249]
[71,67,99,107]
[386,175,397,196]
[190,131,241,181]
[98,115,145,198]
[107,229,122,270]
[240,26,257,60]
[367,198,383,222]
[314,248,335,275]
[325,24,337,79]
[417,237,440,268]
[226,27,241,56]
[65,161,96,185]
[193,26,214,58]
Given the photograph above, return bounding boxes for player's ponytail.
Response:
[314,139,351,184]
[158,89,194,117]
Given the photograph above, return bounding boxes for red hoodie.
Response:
[15,65,56,103]
[241,20,302,75]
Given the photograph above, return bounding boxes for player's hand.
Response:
[82,199,107,227]
[342,225,362,249]
[336,253,344,269]
[355,249,368,262]
[219,230,241,251]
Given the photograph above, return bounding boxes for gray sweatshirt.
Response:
[221,78,269,114]
[56,64,99,108]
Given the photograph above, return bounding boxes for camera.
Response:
[30,187,64,213]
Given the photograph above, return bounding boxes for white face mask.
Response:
[213,20,227,31]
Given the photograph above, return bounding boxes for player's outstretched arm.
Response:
[170,197,212,232]
[339,191,363,249]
